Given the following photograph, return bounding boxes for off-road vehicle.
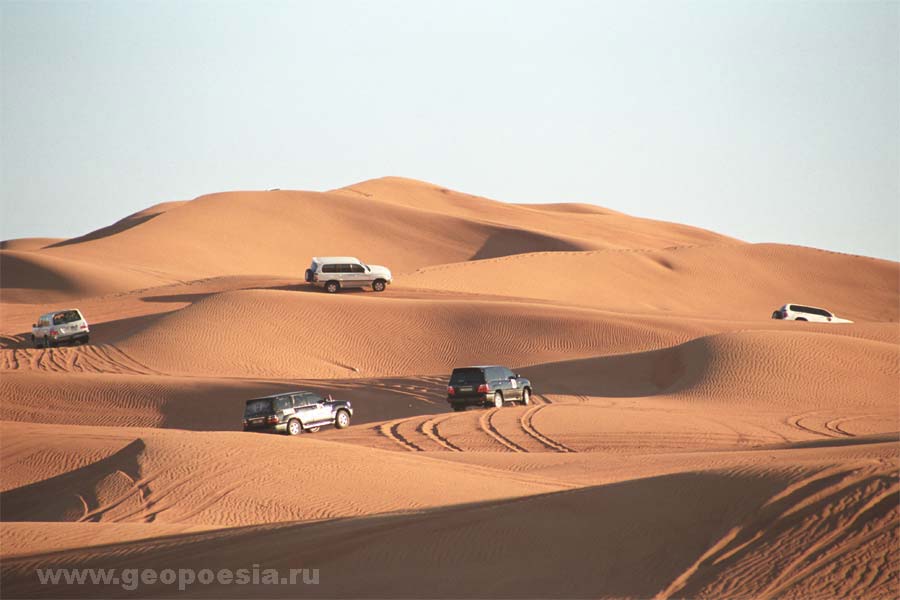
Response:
[771,303,852,323]
[242,391,353,435]
[305,256,392,293]
[32,309,90,347]
[446,366,533,411]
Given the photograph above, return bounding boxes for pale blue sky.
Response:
[2,0,898,259]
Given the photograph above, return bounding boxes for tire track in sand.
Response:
[519,405,575,453]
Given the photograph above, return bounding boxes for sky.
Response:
[2,0,898,260]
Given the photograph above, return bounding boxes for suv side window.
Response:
[338,264,353,273]
[486,367,504,382]
[350,263,365,273]
[503,368,515,380]
[292,394,311,407]
[322,264,337,273]
[306,393,324,404]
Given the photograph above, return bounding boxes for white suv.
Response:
[771,304,852,323]
[32,309,90,347]
[305,257,392,293]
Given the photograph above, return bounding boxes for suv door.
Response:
[485,367,507,399]
[348,263,368,287]
[304,393,332,424]
[292,393,318,426]
[334,264,353,287]
[502,367,522,401]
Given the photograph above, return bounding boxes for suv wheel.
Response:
[493,392,503,408]
[287,419,302,436]
[372,279,386,292]
[335,410,351,429]
[452,404,465,412]
[522,388,531,405]
[325,281,340,294]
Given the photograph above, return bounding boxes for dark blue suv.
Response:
[446,366,533,411]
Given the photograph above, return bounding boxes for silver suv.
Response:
[305,256,392,293]
[32,308,90,347]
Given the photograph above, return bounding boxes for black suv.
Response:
[446,366,533,411]
[242,391,353,435]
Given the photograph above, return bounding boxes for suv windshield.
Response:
[52,310,81,325]
[450,368,486,385]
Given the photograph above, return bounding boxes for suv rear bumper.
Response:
[50,332,90,344]
[448,394,491,408]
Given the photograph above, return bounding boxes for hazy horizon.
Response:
[2,0,898,260]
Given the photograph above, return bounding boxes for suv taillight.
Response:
[266,415,279,425]
[477,383,490,393]
[447,386,455,396]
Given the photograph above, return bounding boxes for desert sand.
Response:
[0,177,897,598]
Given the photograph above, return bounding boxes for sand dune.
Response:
[0,422,568,528]
[4,177,739,302]
[335,176,735,251]
[112,289,714,379]
[0,238,64,251]
[2,438,895,598]
[403,243,899,321]
[1,176,897,599]
[0,251,165,304]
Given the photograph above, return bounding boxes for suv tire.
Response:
[325,281,340,294]
[335,409,351,429]
[372,279,386,292]
[288,419,302,436]
[452,404,465,412]
[522,388,531,405]
[493,392,503,408]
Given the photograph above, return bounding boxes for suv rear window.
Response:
[244,396,290,416]
[52,310,81,325]
[450,368,486,385]
[244,398,273,416]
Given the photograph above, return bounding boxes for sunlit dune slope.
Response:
[111,289,713,379]
[522,330,899,410]
[2,436,895,599]
[404,243,899,321]
[0,422,567,528]
[0,238,63,251]
[335,176,735,250]
[4,177,740,301]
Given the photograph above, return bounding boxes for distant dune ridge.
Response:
[1,176,897,598]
